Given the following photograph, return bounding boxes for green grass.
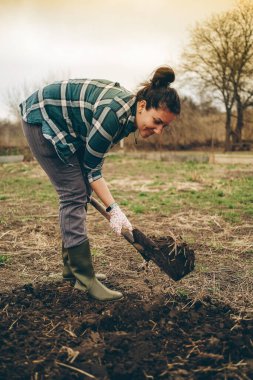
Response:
[244,250,253,255]
[106,153,124,162]
[0,147,22,156]
[113,161,253,223]
[91,248,104,257]
[1,177,57,205]
[0,158,252,225]
[0,255,9,265]
[196,263,211,273]
[175,288,189,298]
[131,204,146,214]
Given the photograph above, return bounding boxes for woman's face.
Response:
[135,100,177,138]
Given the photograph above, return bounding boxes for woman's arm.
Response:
[90,177,115,208]
[90,177,132,235]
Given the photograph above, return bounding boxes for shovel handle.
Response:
[89,196,110,221]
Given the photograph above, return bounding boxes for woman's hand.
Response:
[90,178,132,235]
[108,204,133,236]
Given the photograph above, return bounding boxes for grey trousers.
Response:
[22,121,91,248]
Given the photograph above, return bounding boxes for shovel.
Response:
[89,196,195,281]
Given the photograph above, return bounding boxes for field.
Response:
[0,153,253,380]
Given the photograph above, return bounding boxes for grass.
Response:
[0,255,9,265]
[0,154,253,223]
[0,158,252,225]
[104,159,253,223]
[91,248,105,257]
[0,147,23,156]
[0,155,252,311]
[1,176,57,205]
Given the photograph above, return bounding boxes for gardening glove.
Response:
[107,203,133,236]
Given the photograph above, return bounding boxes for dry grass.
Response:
[126,210,253,314]
[0,158,252,317]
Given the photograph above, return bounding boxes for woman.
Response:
[19,66,180,301]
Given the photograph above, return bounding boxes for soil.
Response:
[0,280,253,380]
[132,229,195,281]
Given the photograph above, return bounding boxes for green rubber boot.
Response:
[67,240,123,301]
[62,242,106,281]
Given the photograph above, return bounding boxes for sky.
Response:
[0,0,236,119]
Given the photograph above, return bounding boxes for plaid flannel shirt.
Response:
[19,79,137,183]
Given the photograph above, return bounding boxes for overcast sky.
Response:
[0,0,236,119]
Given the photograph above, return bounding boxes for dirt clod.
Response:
[132,229,195,281]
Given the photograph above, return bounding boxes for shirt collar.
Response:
[122,96,137,137]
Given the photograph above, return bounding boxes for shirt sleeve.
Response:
[82,106,121,183]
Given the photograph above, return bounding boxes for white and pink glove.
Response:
[107,203,133,236]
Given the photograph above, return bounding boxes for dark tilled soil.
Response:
[0,281,252,380]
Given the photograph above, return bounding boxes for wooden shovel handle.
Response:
[89,196,110,221]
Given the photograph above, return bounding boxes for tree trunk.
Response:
[224,109,232,151]
[233,101,244,143]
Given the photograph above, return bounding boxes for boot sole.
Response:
[63,274,107,281]
[74,281,124,302]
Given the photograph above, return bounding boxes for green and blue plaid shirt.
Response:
[19,79,137,183]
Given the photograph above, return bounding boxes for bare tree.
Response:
[4,70,70,121]
[5,82,33,121]
[229,0,253,143]
[181,12,235,150]
[181,0,253,150]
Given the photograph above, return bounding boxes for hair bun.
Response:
[151,66,175,89]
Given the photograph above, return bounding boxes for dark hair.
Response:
[136,66,181,115]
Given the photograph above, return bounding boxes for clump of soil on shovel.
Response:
[132,228,195,281]
[0,282,252,380]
